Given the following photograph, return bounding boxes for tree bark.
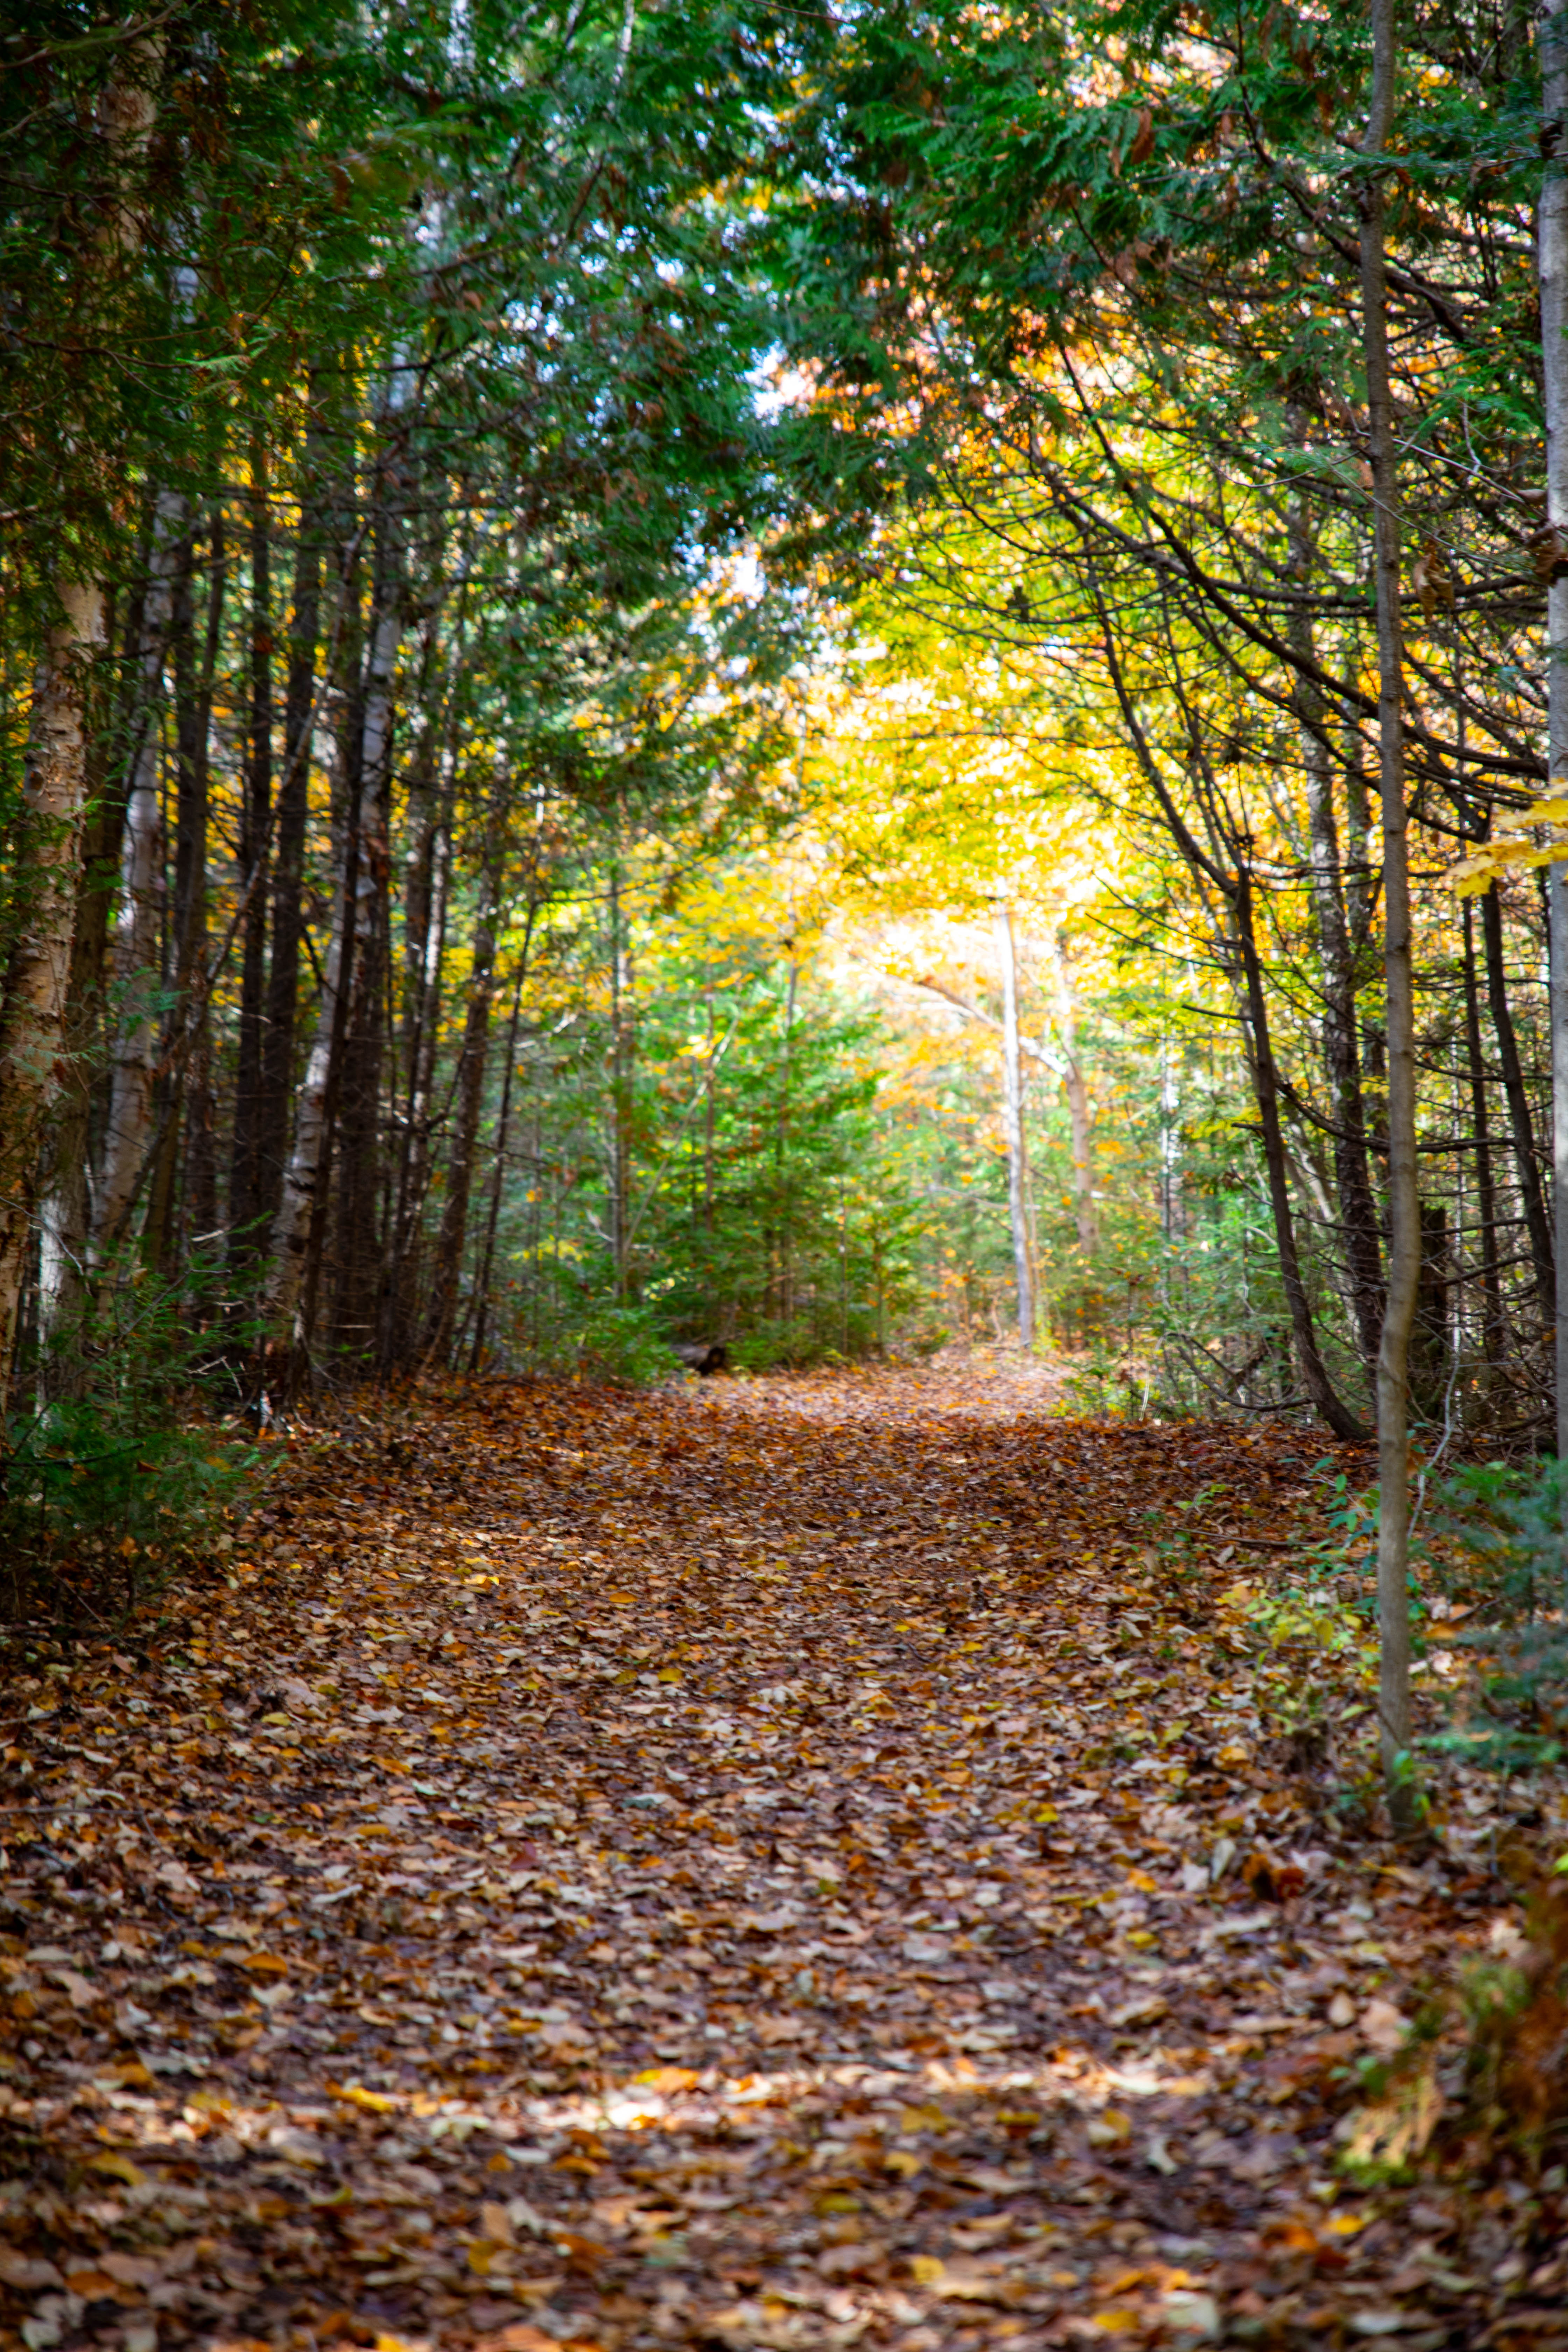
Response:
[1541,0,1568,1458]
[1360,0,1419,1829]
[261,656,365,1354]
[257,397,330,1237]
[1052,928,1097,1255]
[995,901,1034,1345]
[0,35,161,1367]
[94,489,188,1247]
[424,827,504,1362]
[1287,453,1385,1388]
[1235,867,1370,1441]
[1479,880,1556,1335]
[1,586,110,1365]
[227,441,275,1272]
[327,512,402,1359]
[1462,897,1506,1363]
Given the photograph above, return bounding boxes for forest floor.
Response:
[2,1361,1566,2352]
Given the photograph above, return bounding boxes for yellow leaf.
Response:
[241,1952,290,1976]
[88,2152,149,2188]
[1034,1803,1059,1824]
[1092,2313,1140,2335]
[1326,2210,1367,2236]
[1125,1869,1157,1893]
[1086,2108,1132,2147]
[331,2080,396,2113]
[910,2254,945,2286]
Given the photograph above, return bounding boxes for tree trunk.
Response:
[1235,867,1370,1441]
[1462,897,1506,1363]
[1287,457,1385,1389]
[1541,0,1568,1458]
[608,863,633,1302]
[995,901,1034,1345]
[1479,881,1556,1336]
[1052,928,1097,1255]
[471,921,536,1372]
[94,489,188,1248]
[36,589,141,1342]
[228,441,275,1272]
[0,38,160,1369]
[424,830,503,1362]
[262,710,362,1354]
[1360,0,1419,1831]
[257,399,330,1238]
[326,522,401,1360]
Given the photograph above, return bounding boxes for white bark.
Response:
[94,488,189,1246]
[0,38,161,1371]
[1541,0,1568,1463]
[0,586,107,1365]
[995,901,1034,1345]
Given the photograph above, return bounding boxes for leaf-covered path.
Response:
[0,1370,1548,2351]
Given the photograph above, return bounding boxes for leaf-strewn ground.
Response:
[2,1364,1564,2352]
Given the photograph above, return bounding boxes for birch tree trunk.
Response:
[0,584,108,1366]
[94,488,188,1247]
[995,901,1034,1346]
[0,46,162,1360]
[1360,0,1420,1830]
[261,695,363,1346]
[1540,0,1568,1461]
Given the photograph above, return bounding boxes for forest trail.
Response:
[0,1372,1533,2351]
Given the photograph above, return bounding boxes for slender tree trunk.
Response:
[257,400,330,1236]
[94,489,190,1248]
[144,516,205,1273]
[1462,898,1506,1363]
[1235,868,1370,1440]
[1052,928,1097,1255]
[995,900,1034,1345]
[327,521,401,1359]
[1542,0,1568,1458]
[471,919,536,1372]
[1288,460,1385,1387]
[608,863,632,1303]
[262,741,361,1356]
[1480,881,1556,1334]
[262,569,368,1357]
[228,443,274,1269]
[425,829,504,1362]
[1360,0,1419,1829]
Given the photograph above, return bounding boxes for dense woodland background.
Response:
[4,0,1568,1585]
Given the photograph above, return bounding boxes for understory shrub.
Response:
[1,1259,262,1629]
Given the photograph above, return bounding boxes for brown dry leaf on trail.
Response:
[0,1357,1563,2352]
